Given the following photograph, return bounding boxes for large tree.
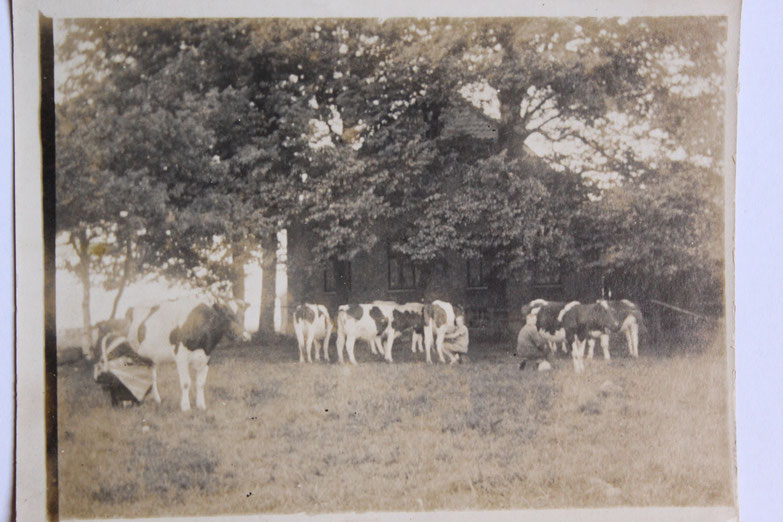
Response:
[56,16,728,339]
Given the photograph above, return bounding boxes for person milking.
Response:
[515,310,553,371]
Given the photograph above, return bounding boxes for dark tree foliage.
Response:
[56,16,728,336]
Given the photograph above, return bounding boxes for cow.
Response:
[561,301,621,373]
[93,296,251,411]
[90,317,131,360]
[527,300,581,356]
[372,301,426,355]
[521,299,569,354]
[335,303,395,365]
[423,300,466,364]
[93,332,153,407]
[588,299,644,360]
[293,304,333,363]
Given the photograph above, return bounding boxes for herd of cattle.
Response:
[294,298,643,372]
[294,300,465,366]
[90,294,644,411]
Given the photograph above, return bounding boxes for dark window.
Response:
[531,271,563,299]
[467,258,488,289]
[388,249,420,290]
[324,260,351,293]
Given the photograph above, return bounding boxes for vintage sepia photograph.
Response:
[14,1,741,520]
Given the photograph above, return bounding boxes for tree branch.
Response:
[521,92,556,127]
[526,111,561,133]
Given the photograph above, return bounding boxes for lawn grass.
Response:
[56,335,734,518]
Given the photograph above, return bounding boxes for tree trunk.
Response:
[230,243,247,301]
[109,237,132,320]
[258,234,277,334]
[76,231,93,358]
[496,88,525,158]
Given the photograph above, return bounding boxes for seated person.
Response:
[516,312,552,371]
[442,315,469,363]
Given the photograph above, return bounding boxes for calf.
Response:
[561,301,620,373]
[423,300,465,364]
[589,299,644,359]
[293,304,333,363]
[93,296,251,411]
[336,303,394,364]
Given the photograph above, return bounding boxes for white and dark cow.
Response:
[372,301,426,355]
[526,300,581,355]
[336,303,395,364]
[293,304,333,363]
[521,299,570,354]
[561,301,621,373]
[589,299,644,359]
[423,300,465,364]
[94,296,251,411]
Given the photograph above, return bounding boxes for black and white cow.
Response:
[527,300,581,355]
[94,296,251,411]
[561,301,620,373]
[522,299,570,354]
[589,299,644,359]
[423,300,465,364]
[293,304,333,363]
[372,301,426,356]
[335,303,395,364]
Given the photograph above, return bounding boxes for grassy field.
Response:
[56,335,735,519]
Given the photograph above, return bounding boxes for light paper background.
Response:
[2,0,774,520]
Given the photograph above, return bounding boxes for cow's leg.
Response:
[346,335,358,365]
[600,333,611,360]
[305,329,316,363]
[587,339,595,360]
[174,346,193,412]
[295,326,306,363]
[577,339,587,373]
[423,324,434,364]
[628,323,639,358]
[151,364,162,404]
[375,336,386,357]
[336,331,346,364]
[323,322,332,362]
[192,350,210,410]
[571,337,586,374]
[561,341,568,354]
[384,328,395,363]
[313,339,322,361]
[435,329,447,363]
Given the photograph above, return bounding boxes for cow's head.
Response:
[596,300,621,331]
[214,299,252,342]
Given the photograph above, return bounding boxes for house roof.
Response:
[440,100,538,158]
[441,103,499,141]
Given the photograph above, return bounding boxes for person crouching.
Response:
[442,315,469,364]
[516,312,552,371]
